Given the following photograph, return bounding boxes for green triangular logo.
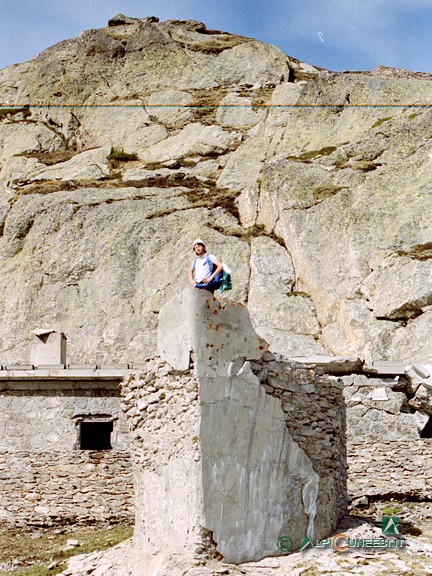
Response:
[300,536,314,551]
[382,516,400,535]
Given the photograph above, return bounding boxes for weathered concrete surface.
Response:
[157,288,267,376]
[200,362,319,562]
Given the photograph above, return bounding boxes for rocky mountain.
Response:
[0,14,432,365]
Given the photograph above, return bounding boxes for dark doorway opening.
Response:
[420,417,432,439]
[80,421,113,450]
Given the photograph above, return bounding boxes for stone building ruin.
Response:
[1,289,432,564]
[0,330,134,526]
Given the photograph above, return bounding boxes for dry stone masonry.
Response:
[0,450,133,527]
[293,356,432,503]
[348,440,432,502]
[344,363,432,503]
[0,369,134,526]
[120,358,214,565]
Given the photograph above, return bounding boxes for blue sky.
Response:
[0,0,431,73]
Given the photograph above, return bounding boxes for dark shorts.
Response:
[195,279,222,294]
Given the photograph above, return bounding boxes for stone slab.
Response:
[363,362,407,375]
[67,364,99,370]
[98,364,130,370]
[289,355,364,374]
[0,380,120,392]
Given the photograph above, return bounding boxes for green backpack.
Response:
[220,264,233,292]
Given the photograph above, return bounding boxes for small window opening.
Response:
[80,421,113,450]
[420,417,432,439]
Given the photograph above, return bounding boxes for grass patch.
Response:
[299,568,320,576]
[224,223,286,246]
[10,180,77,203]
[370,116,392,129]
[191,104,214,128]
[0,106,31,120]
[10,175,125,203]
[123,173,215,189]
[182,185,240,219]
[171,30,251,55]
[107,150,139,162]
[21,150,77,166]
[287,146,338,163]
[191,91,225,124]
[0,522,133,576]
[350,160,379,172]
[382,505,403,516]
[12,171,212,201]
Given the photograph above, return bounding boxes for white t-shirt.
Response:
[192,253,217,283]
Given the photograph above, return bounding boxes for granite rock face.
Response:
[0,16,431,365]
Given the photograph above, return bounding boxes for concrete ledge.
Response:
[289,355,364,374]
[0,368,130,381]
[363,361,407,375]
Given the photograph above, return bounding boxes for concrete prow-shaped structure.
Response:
[127,289,346,563]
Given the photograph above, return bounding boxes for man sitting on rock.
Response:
[189,239,223,294]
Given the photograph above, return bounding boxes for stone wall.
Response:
[342,373,428,442]
[294,358,432,503]
[0,377,134,526]
[0,382,129,451]
[121,358,213,564]
[348,440,432,501]
[341,370,432,503]
[0,450,134,526]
